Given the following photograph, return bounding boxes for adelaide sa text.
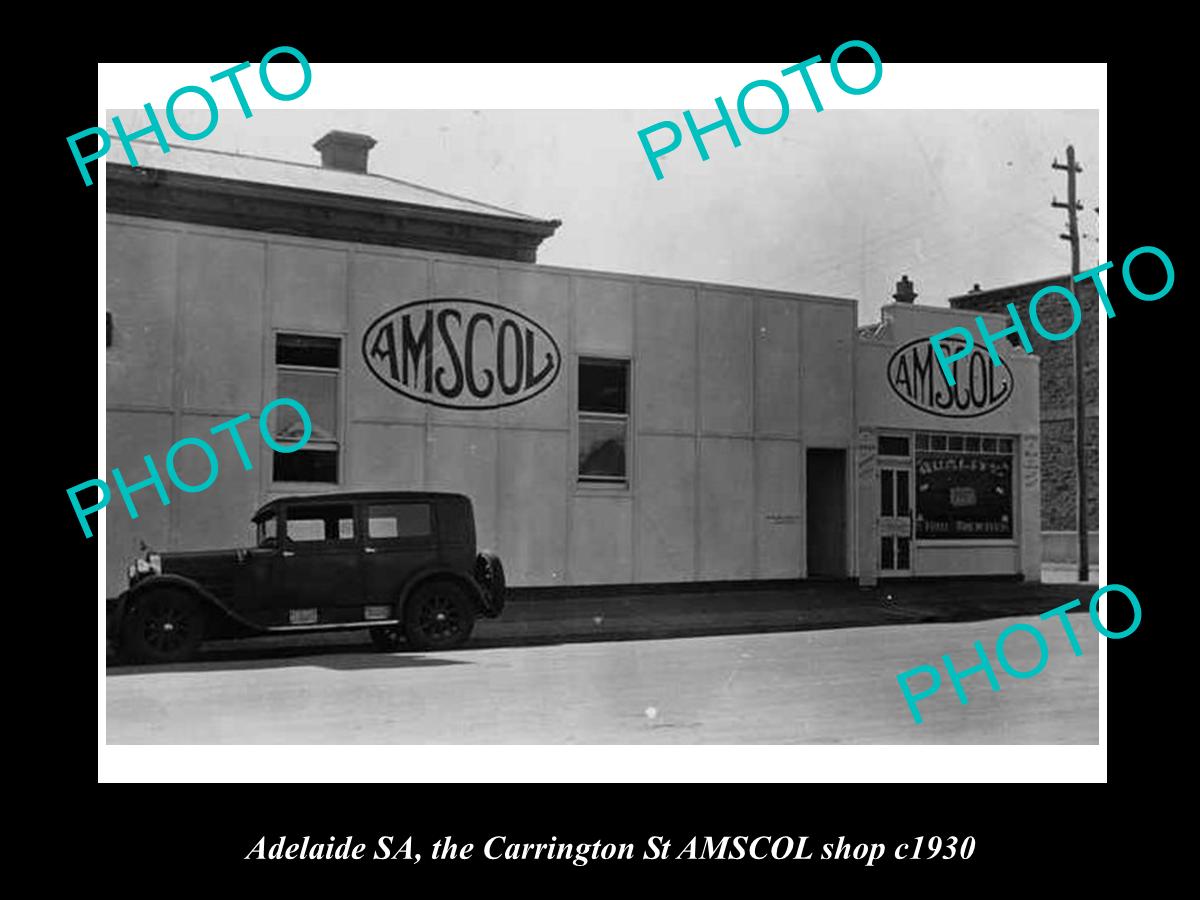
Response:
[929,246,1175,386]
[67,398,312,539]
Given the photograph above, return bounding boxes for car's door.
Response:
[272,502,364,622]
[231,510,282,623]
[361,500,438,611]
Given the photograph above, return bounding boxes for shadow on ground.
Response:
[106,648,470,677]
[106,577,1100,673]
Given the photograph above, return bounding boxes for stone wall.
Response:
[949,276,1099,531]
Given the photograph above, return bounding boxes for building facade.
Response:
[949,277,1098,564]
[857,285,1041,582]
[103,131,1041,597]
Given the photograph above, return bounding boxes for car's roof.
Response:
[253,491,470,521]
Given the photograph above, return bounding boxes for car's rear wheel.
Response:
[369,626,402,652]
[120,588,206,664]
[404,580,474,651]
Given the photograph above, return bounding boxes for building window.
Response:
[578,357,629,486]
[273,334,341,484]
[915,431,1015,540]
[878,435,910,457]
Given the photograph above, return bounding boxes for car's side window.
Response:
[284,503,356,545]
[258,513,278,547]
[366,503,432,541]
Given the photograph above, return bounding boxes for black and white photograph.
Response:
[98,101,1103,749]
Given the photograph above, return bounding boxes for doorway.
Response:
[806,448,847,578]
[878,464,913,576]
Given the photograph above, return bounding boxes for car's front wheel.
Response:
[404,580,474,651]
[120,588,206,664]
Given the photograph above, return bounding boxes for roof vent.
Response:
[313,130,377,174]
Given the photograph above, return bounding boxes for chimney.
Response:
[313,130,378,174]
[970,283,982,293]
[892,275,918,304]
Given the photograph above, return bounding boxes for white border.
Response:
[97,60,1106,783]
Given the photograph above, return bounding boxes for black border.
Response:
[43,16,1178,884]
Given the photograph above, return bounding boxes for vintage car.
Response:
[114,491,506,663]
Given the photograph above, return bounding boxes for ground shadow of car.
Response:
[105,644,473,676]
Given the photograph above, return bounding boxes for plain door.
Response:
[806,449,847,578]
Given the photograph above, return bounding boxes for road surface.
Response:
[106,616,1099,744]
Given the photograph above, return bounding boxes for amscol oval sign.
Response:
[887,336,1013,419]
[363,299,562,410]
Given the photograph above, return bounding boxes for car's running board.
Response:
[264,619,400,633]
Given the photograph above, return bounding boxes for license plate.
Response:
[288,608,318,625]
[364,605,391,621]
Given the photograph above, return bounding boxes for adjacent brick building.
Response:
[950,277,1098,563]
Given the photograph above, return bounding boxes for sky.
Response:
[113,108,1100,325]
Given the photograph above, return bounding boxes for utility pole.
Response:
[1052,146,1089,582]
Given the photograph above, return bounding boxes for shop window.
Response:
[578,358,629,486]
[915,432,1014,540]
[273,333,341,484]
[878,435,910,457]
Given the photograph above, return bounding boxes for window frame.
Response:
[576,355,632,490]
[271,330,345,488]
[913,430,1017,543]
[257,511,279,548]
[363,501,437,547]
[280,502,359,548]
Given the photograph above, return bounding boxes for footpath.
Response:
[106,577,1098,663]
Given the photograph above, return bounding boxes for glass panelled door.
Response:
[879,465,913,575]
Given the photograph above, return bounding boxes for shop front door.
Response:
[879,465,913,576]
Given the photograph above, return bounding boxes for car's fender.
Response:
[115,574,265,643]
[398,565,486,617]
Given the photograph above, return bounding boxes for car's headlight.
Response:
[132,554,162,577]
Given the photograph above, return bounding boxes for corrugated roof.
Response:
[107,139,550,224]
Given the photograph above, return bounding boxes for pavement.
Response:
[105,616,1100,744]
[106,573,1099,663]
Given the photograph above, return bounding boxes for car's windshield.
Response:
[257,513,278,547]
